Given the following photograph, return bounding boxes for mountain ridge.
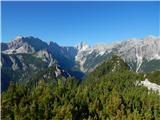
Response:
[1,35,160,91]
[2,35,160,73]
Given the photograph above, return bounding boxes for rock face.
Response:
[75,42,92,71]
[1,52,70,91]
[35,50,56,67]
[75,35,160,73]
[2,35,160,72]
[1,35,160,85]
[1,36,80,91]
[2,36,48,54]
[115,36,160,72]
[138,79,160,94]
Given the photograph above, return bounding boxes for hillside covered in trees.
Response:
[2,56,160,120]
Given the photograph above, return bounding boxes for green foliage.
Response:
[85,55,129,82]
[146,71,160,85]
[2,56,160,120]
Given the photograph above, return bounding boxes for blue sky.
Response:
[2,1,160,46]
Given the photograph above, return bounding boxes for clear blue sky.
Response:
[2,1,160,46]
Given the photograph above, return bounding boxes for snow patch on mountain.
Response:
[55,65,61,77]
[152,54,160,60]
[139,79,160,94]
[99,51,106,56]
[9,56,19,70]
[136,55,143,72]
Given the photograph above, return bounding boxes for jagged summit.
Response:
[49,41,59,46]
[14,35,23,40]
[74,35,160,72]
[2,36,48,54]
[2,35,160,73]
[75,41,90,51]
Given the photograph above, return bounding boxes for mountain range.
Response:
[1,35,160,91]
[2,52,160,119]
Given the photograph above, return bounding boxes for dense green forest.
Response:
[2,56,160,120]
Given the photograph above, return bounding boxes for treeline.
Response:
[2,56,160,120]
[146,71,160,85]
[2,71,160,120]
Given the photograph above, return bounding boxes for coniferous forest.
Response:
[2,1,160,120]
[2,56,160,120]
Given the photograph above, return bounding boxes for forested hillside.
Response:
[2,56,160,120]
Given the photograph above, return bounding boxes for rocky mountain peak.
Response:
[15,35,24,40]
[2,35,160,74]
[49,41,60,48]
[9,36,24,47]
[2,36,48,54]
[76,42,90,51]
